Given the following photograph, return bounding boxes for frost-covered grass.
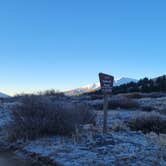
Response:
[20,110,166,165]
[147,132,166,148]
[0,107,11,128]
[21,131,166,166]
[1,95,166,165]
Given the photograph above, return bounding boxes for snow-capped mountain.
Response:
[65,77,138,96]
[114,77,138,86]
[0,92,10,98]
[65,83,100,96]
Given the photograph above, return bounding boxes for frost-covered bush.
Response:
[128,112,166,134]
[8,95,96,140]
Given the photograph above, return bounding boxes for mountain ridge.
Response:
[0,92,10,98]
[65,77,138,96]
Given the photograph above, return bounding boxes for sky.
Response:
[0,0,166,95]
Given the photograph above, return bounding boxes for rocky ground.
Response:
[0,97,166,165]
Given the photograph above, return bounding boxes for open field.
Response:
[0,94,166,165]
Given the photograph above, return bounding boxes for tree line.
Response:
[85,75,166,96]
[113,75,166,94]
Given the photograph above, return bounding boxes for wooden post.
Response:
[103,94,109,133]
[99,73,114,134]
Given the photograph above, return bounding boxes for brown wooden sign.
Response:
[99,73,114,94]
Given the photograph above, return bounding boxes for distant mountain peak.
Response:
[65,77,138,96]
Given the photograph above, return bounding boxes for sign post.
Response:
[99,73,114,133]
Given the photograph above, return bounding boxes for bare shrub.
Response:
[14,90,66,100]
[128,112,166,134]
[39,89,65,97]
[8,95,96,140]
[108,96,139,109]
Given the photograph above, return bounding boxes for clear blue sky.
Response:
[0,0,166,95]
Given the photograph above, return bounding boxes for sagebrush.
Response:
[9,95,96,140]
[128,112,166,134]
